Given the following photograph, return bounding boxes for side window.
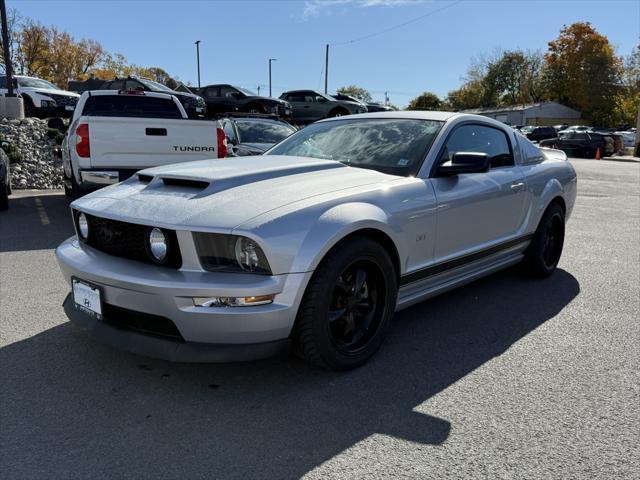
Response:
[286,93,305,102]
[219,86,238,99]
[204,87,219,99]
[125,80,144,91]
[105,80,125,90]
[441,124,513,168]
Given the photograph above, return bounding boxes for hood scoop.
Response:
[161,177,210,190]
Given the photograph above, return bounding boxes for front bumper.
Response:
[56,237,312,362]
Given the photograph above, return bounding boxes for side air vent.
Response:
[137,174,153,184]
[161,177,210,190]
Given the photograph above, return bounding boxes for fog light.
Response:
[193,295,275,307]
[148,227,168,262]
[78,213,89,239]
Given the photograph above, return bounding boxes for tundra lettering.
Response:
[173,146,216,152]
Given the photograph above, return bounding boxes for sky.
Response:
[8,0,640,106]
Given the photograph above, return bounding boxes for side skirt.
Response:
[395,236,531,311]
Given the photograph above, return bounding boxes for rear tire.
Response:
[0,176,8,211]
[292,237,398,370]
[64,172,81,200]
[520,203,565,278]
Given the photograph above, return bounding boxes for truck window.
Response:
[82,95,183,119]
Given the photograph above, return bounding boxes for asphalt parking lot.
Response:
[0,158,638,479]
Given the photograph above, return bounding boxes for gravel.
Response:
[0,117,63,190]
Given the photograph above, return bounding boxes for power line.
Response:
[330,0,463,47]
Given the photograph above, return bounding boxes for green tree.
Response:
[544,22,622,124]
[336,85,372,103]
[407,91,442,110]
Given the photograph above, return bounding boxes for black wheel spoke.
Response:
[354,269,366,293]
[328,308,346,322]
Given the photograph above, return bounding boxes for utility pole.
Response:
[268,58,277,97]
[1,0,15,97]
[324,44,329,94]
[257,86,261,96]
[194,40,201,89]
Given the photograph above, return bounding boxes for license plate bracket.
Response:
[72,277,103,321]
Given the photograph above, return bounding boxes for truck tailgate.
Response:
[86,117,219,169]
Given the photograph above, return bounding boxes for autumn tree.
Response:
[336,85,372,103]
[407,91,442,110]
[544,22,622,124]
[14,19,50,77]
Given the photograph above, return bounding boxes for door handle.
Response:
[146,128,167,136]
[510,182,525,192]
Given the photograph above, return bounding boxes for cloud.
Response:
[302,0,428,19]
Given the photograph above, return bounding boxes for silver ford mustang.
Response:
[56,111,577,370]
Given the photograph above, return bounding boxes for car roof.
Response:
[316,110,461,123]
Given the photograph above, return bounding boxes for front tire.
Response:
[292,237,398,370]
[521,203,565,278]
[64,172,81,200]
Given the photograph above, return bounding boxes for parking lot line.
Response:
[34,197,50,225]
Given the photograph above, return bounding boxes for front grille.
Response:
[48,93,79,107]
[102,303,184,342]
[75,212,182,269]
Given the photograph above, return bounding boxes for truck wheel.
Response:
[520,203,565,278]
[64,172,81,200]
[292,237,398,370]
[0,176,8,211]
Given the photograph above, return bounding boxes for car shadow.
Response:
[0,268,579,479]
[0,192,74,252]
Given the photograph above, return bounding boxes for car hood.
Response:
[72,155,397,231]
[29,88,80,98]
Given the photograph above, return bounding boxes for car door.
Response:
[287,91,317,122]
[202,86,222,114]
[430,123,528,261]
[219,85,242,112]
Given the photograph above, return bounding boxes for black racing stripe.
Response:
[399,234,534,287]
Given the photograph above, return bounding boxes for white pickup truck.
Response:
[62,90,227,198]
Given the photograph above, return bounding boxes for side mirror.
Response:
[437,152,490,177]
[316,96,327,103]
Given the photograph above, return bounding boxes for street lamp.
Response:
[268,58,277,97]
[194,40,201,88]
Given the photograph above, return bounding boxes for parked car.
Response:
[220,114,296,156]
[331,94,392,113]
[558,125,592,135]
[61,89,225,199]
[0,75,80,118]
[199,84,292,119]
[616,131,636,148]
[279,90,367,124]
[0,147,10,210]
[521,126,557,142]
[539,131,610,158]
[56,111,576,370]
[101,76,206,119]
[553,124,569,132]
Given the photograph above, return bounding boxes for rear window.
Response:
[82,95,182,119]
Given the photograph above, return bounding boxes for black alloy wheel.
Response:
[292,237,398,370]
[327,260,385,355]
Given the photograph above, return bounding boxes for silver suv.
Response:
[279,90,366,124]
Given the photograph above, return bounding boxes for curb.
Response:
[601,156,640,164]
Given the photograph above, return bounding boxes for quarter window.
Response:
[441,124,514,168]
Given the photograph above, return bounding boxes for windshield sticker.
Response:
[398,158,410,166]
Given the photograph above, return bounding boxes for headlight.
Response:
[193,233,271,274]
[41,99,56,108]
[147,227,168,263]
[77,213,89,239]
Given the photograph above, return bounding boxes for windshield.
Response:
[138,78,174,92]
[266,118,443,176]
[17,77,58,89]
[237,86,257,96]
[236,120,295,144]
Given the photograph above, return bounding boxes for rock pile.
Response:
[0,117,63,190]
